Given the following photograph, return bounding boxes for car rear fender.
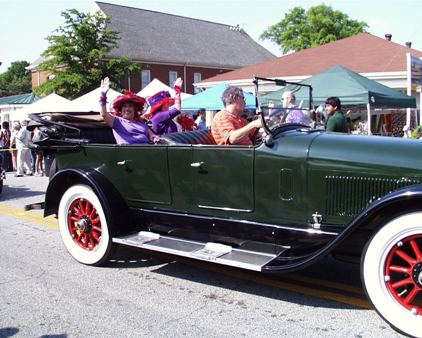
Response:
[44,167,130,236]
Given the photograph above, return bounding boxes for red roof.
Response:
[202,33,422,83]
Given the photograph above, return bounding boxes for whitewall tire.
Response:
[362,212,422,337]
[58,184,113,265]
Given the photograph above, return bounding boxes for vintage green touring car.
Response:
[28,78,422,337]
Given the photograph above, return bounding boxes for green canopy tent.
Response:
[260,65,416,134]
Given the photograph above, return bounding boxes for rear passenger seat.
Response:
[160,129,216,145]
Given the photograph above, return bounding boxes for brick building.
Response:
[28,1,275,94]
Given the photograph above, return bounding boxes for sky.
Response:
[1,0,422,74]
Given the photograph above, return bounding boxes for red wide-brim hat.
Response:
[145,91,175,117]
[112,91,146,115]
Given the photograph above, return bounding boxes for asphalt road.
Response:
[0,172,404,337]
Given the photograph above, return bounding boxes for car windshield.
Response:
[254,77,318,133]
[260,102,314,132]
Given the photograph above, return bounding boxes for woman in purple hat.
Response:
[99,78,159,144]
[144,78,184,136]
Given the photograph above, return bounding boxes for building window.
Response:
[141,70,151,89]
[169,71,178,87]
[193,72,202,93]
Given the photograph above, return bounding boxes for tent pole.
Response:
[367,103,371,135]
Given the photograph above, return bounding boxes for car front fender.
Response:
[45,167,130,236]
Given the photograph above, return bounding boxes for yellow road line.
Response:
[0,203,370,308]
[284,272,364,296]
[0,203,57,229]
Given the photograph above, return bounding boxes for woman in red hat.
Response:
[99,78,158,144]
[145,78,196,135]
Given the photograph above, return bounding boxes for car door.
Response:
[191,145,254,212]
[82,144,171,205]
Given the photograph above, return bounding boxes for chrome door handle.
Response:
[190,162,204,168]
[117,160,132,165]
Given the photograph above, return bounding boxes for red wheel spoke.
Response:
[91,217,101,226]
[69,215,80,223]
[89,207,97,219]
[92,225,102,234]
[391,277,414,289]
[88,236,96,249]
[410,239,422,260]
[389,265,411,274]
[404,287,420,305]
[92,231,100,242]
[395,249,417,266]
[83,200,91,215]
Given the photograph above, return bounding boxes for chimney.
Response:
[406,41,412,48]
[385,34,392,41]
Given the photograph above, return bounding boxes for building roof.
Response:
[201,33,422,83]
[95,1,275,69]
[0,93,40,105]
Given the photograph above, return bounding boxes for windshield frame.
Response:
[253,76,314,135]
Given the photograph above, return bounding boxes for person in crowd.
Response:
[325,96,348,133]
[0,121,12,171]
[211,86,262,145]
[32,126,44,176]
[9,121,20,171]
[99,77,158,144]
[15,120,33,177]
[403,125,412,138]
[144,78,185,135]
[281,91,309,125]
[195,108,207,130]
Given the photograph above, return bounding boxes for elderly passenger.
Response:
[211,86,262,145]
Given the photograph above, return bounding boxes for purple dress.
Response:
[112,116,150,144]
[151,107,181,135]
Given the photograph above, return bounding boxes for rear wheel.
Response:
[58,184,113,265]
[362,212,422,337]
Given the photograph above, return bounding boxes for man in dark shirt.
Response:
[325,96,348,133]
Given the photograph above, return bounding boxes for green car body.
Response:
[29,101,422,337]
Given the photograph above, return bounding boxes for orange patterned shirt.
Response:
[211,110,254,146]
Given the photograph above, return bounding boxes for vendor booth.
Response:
[261,65,416,135]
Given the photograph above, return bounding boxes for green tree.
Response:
[35,9,140,99]
[260,4,368,54]
[0,61,32,96]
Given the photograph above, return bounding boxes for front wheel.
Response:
[58,184,113,265]
[361,212,422,337]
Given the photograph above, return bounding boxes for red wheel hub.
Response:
[385,234,422,315]
[67,197,102,251]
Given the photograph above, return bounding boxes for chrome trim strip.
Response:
[197,204,253,212]
[138,208,338,236]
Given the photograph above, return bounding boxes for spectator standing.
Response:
[32,127,44,176]
[9,121,21,171]
[195,109,207,130]
[325,97,348,133]
[15,120,33,177]
[0,121,12,171]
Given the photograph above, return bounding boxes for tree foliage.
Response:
[260,4,368,54]
[0,61,32,97]
[34,9,140,99]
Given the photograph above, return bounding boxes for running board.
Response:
[113,231,288,271]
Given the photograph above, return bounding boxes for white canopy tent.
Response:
[71,87,122,112]
[138,78,192,100]
[10,93,71,121]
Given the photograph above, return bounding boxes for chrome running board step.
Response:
[113,231,288,271]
